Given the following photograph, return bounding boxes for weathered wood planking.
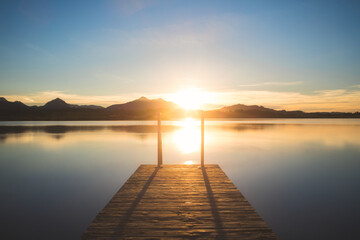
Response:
[82,164,278,239]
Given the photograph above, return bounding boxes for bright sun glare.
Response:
[172,88,210,110]
[173,118,201,154]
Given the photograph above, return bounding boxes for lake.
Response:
[1,119,360,239]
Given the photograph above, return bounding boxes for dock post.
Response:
[157,112,163,166]
[201,112,204,167]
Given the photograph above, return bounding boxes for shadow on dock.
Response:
[82,165,278,239]
[114,166,160,236]
[113,166,227,239]
[202,166,227,239]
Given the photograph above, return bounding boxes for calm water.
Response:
[1,119,360,239]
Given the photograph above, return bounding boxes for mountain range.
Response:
[0,96,359,120]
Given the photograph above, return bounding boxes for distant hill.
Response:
[42,98,104,110]
[207,104,359,118]
[0,97,30,111]
[107,97,182,120]
[219,104,277,113]
[42,98,72,110]
[0,97,183,120]
[107,96,178,111]
[0,96,359,120]
[0,97,106,120]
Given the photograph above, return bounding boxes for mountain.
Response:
[42,98,72,110]
[0,97,30,111]
[107,96,178,111]
[219,104,276,113]
[77,105,104,110]
[0,96,359,120]
[42,98,104,110]
[0,96,183,120]
[107,97,182,119]
[207,103,359,118]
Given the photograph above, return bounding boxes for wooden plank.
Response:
[82,164,278,239]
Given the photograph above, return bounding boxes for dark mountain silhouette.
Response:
[206,104,359,118]
[43,98,72,110]
[0,96,359,120]
[107,96,178,111]
[220,104,276,112]
[107,97,182,120]
[77,105,104,110]
[42,98,104,110]
[0,97,30,111]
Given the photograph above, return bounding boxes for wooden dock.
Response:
[82,164,278,239]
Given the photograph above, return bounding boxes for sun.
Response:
[171,88,210,110]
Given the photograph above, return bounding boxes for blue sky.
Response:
[1,0,359,111]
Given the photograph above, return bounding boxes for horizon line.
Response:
[1,95,359,114]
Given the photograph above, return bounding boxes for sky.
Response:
[0,0,359,111]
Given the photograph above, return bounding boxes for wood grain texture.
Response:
[82,164,278,239]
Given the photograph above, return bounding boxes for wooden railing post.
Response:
[201,112,204,167]
[157,112,163,166]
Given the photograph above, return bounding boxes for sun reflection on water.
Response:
[173,118,201,154]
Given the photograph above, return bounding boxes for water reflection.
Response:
[0,125,178,145]
[173,118,201,154]
[0,125,178,134]
[1,120,360,239]
[0,119,207,155]
[1,121,360,151]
